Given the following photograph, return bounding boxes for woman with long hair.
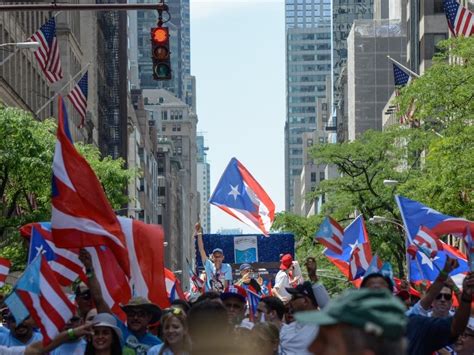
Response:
[84,313,123,355]
[148,307,190,355]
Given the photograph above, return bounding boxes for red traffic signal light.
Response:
[151,26,171,81]
[152,27,169,44]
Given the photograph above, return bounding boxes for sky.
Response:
[190,0,285,233]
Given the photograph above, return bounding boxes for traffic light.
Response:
[151,26,171,80]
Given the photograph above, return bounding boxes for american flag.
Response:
[443,0,474,37]
[67,71,88,128]
[30,18,63,84]
[392,63,411,87]
[314,216,344,255]
[0,257,11,287]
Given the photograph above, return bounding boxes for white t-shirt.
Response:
[0,345,26,355]
[204,259,232,293]
[279,321,318,355]
[274,270,291,302]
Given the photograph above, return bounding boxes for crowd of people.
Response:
[0,225,474,355]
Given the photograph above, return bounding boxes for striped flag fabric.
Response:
[51,96,130,277]
[20,222,86,286]
[407,226,444,258]
[165,268,185,302]
[314,216,344,255]
[119,217,169,309]
[29,18,63,83]
[443,0,474,37]
[67,71,88,128]
[0,257,11,287]
[246,287,261,322]
[15,255,75,345]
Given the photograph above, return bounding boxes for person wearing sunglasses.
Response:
[75,282,95,322]
[148,307,191,355]
[0,314,42,347]
[50,315,87,355]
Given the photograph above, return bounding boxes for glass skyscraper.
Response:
[284,0,332,211]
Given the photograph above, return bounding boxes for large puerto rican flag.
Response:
[396,195,474,241]
[119,217,170,309]
[209,157,275,235]
[51,96,130,277]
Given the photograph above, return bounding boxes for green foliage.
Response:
[397,36,474,127]
[0,106,134,271]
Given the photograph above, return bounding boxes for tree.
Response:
[397,36,474,128]
[0,106,134,270]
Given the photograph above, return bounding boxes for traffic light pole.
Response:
[0,3,168,12]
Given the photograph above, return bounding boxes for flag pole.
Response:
[0,12,62,67]
[387,56,420,78]
[35,62,90,117]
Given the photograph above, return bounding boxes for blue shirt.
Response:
[116,318,162,355]
[50,338,87,355]
[204,259,232,292]
[407,315,456,355]
[0,329,42,347]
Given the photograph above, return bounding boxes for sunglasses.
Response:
[126,310,148,318]
[224,302,244,310]
[163,307,184,316]
[436,293,452,301]
[76,291,91,300]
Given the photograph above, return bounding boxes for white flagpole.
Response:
[387,56,420,78]
[35,62,90,117]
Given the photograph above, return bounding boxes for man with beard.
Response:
[0,313,42,346]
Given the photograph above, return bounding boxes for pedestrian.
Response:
[220,285,253,329]
[50,315,87,355]
[256,296,285,329]
[279,282,320,355]
[272,254,296,303]
[195,223,232,293]
[79,248,162,354]
[295,288,407,355]
[251,322,279,355]
[0,313,43,346]
[75,282,95,321]
[148,307,191,355]
[84,313,123,355]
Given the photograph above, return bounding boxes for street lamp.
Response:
[369,215,405,229]
[383,179,399,187]
[0,42,40,49]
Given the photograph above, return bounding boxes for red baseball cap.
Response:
[280,254,293,270]
[220,285,247,303]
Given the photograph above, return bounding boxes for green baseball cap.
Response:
[294,289,407,340]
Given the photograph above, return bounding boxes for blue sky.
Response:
[190,0,285,233]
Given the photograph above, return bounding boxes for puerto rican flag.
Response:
[247,287,261,322]
[119,217,169,309]
[325,215,373,281]
[15,255,75,345]
[209,157,275,235]
[51,96,130,277]
[21,222,86,286]
[314,216,344,255]
[407,226,444,259]
[165,268,185,302]
[0,257,11,287]
[396,195,474,242]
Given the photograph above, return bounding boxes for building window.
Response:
[311,172,316,182]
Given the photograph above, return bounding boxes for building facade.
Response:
[196,135,211,234]
[284,0,332,211]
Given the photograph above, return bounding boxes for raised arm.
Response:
[419,257,457,311]
[195,222,208,264]
[451,272,474,338]
[78,248,111,314]
[305,257,330,309]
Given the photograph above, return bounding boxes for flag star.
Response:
[419,252,439,270]
[228,185,241,200]
[422,207,441,215]
[35,245,45,255]
[348,241,359,254]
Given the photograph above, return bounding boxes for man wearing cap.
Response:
[195,223,232,293]
[273,254,298,303]
[220,285,254,330]
[296,288,407,355]
[237,263,265,295]
[0,314,42,347]
[79,249,162,355]
[279,281,321,355]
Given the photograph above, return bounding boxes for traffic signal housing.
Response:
[151,26,171,80]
